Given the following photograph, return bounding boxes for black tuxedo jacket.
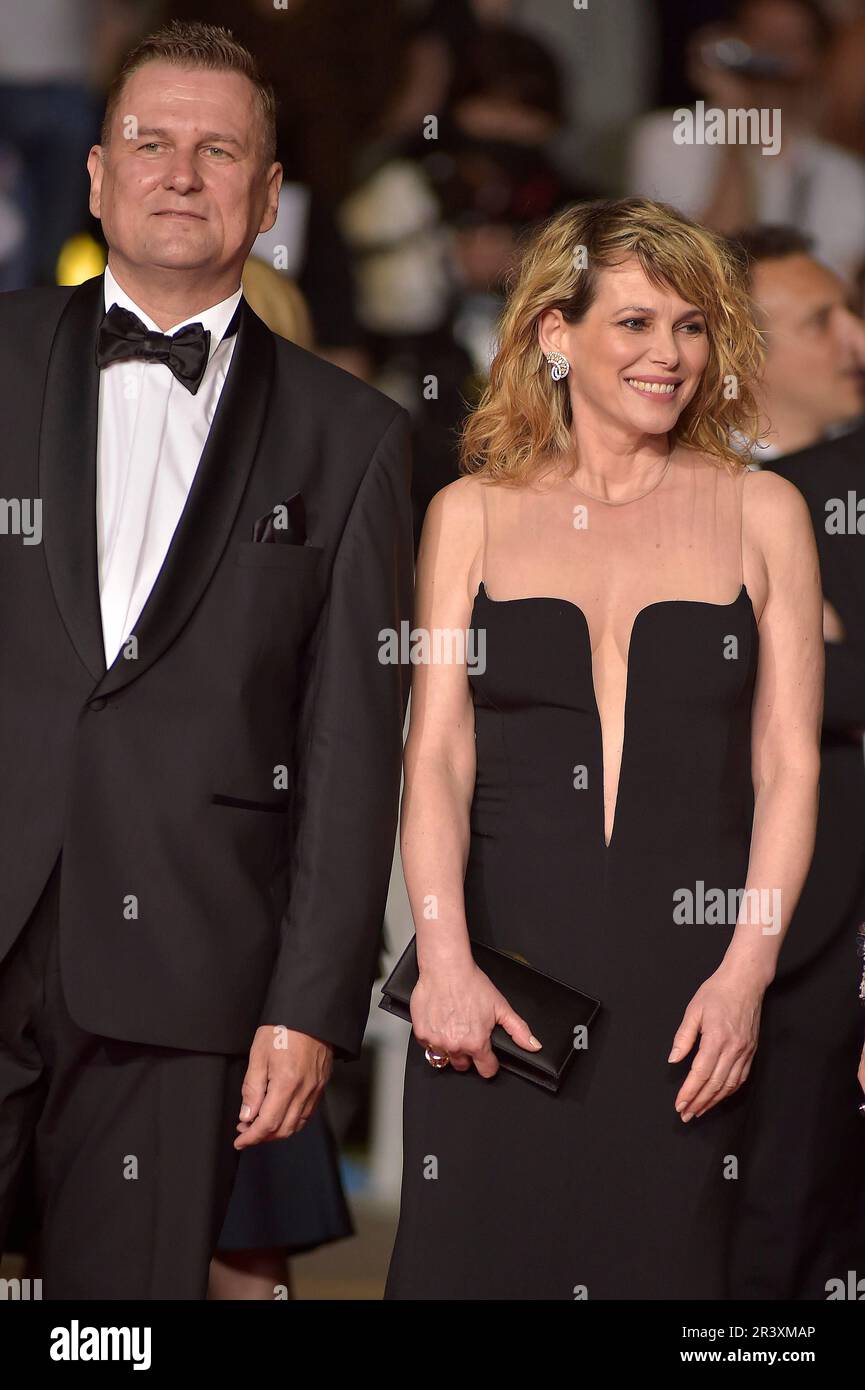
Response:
[0,274,413,1059]
[766,428,865,977]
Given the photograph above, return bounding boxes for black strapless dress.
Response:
[385,547,759,1298]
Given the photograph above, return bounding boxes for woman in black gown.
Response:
[385,197,823,1300]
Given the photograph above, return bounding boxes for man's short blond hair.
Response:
[101,19,277,168]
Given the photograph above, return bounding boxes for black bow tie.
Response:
[96,303,214,395]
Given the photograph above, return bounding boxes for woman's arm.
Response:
[402,479,479,978]
[401,477,541,1076]
[725,469,824,981]
[671,469,823,1120]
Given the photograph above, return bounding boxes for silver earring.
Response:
[546,350,570,381]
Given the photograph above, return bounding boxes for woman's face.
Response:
[540,257,711,441]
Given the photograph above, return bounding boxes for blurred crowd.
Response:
[4,0,865,535]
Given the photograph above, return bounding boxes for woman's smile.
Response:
[623,374,683,397]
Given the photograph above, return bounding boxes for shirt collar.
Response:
[103,265,243,359]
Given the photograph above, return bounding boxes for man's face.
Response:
[87,62,281,281]
[752,254,865,434]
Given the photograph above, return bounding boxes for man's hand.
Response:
[234,1026,333,1150]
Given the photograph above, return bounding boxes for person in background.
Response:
[0,162,26,291]
[251,159,372,382]
[0,0,148,288]
[0,0,101,286]
[373,0,657,195]
[239,255,314,349]
[739,224,865,463]
[727,224,865,1299]
[649,0,733,109]
[343,21,592,544]
[628,0,865,281]
[822,1,865,161]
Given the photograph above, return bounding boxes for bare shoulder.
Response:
[741,467,821,629]
[420,474,487,560]
[741,466,815,556]
[424,473,487,531]
[417,475,488,609]
[742,464,807,513]
[682,451,810,530]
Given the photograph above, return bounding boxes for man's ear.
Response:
[87,146,105,219]
[258,162,283,236]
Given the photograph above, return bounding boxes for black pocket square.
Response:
[252,492,307,546]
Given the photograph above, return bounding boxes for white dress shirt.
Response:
[97,266,243,667]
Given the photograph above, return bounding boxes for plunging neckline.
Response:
[472,580,755,853]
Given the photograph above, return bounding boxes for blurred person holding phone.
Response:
[628,0,865,280]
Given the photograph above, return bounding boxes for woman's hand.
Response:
[858,1033,865,1100]
[410,962,541,1078]
[668,963,766,1121]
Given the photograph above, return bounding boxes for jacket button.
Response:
[89,697,107,711]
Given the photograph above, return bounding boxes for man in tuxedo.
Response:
[0,21,413,1298]
[727,225,865,1298]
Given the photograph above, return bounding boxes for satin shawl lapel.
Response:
[38,274,106,682]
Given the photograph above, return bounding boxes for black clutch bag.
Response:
[379,935,601,1093]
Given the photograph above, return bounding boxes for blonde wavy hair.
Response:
[459,197,765,483]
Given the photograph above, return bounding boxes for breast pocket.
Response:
[229,541,326,683]
[233,541,325,627]
[234,541,324,572]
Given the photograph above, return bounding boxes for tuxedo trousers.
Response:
[0,854,247,1299]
